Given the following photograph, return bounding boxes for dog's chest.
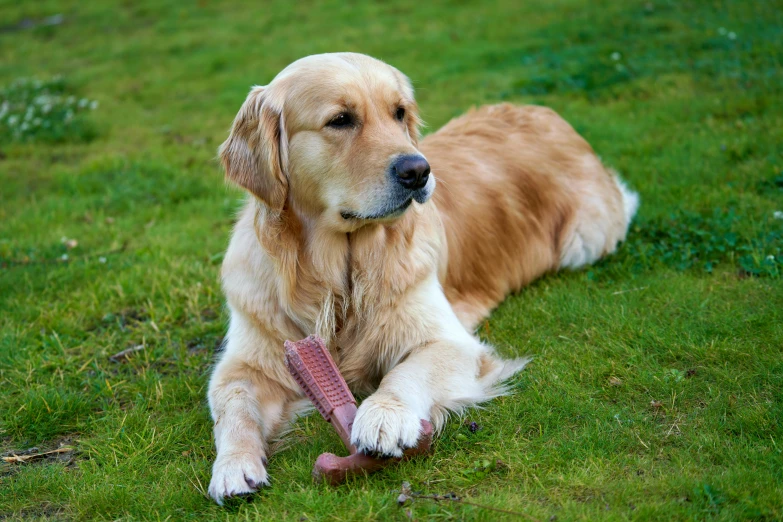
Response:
[325,218,444,391]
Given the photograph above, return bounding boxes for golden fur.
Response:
[207,53,638,503]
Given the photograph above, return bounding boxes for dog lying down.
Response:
[207,52,639,504]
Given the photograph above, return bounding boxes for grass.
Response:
[1,0,782,519]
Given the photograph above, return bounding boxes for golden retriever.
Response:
[207,52,638,503]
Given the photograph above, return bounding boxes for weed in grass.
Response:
[598,208,782,278]
[0,77,98,144]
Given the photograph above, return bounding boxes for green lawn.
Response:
[1,0,782,520]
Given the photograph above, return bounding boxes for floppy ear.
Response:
[219,86,289,211]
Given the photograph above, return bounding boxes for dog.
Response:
[207,52,638,504]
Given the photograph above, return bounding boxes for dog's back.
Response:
[422,103,638,328]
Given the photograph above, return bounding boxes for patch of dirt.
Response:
[0,14,64,34]
[90,307,151,333]
[187,336,224,355]
[0,502,66,520]
[570,486,604,503]
[1,435,81,483]
[200,308,219,321]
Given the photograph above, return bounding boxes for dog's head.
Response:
[220,53,434,232]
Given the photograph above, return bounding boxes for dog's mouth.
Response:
[340,182,434,222]
[341,197,413,221]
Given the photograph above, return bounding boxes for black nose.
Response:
[392,155,430,190]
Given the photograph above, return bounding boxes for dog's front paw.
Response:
[208,452,269,505]
[350,395,423,458]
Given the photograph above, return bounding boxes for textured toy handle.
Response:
[284,336,356,425]
[284,336,360,450]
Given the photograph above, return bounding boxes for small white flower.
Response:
[90,100,99,110]
[7,115,18,126]
[61,254,69,261]
[20,122,29,131]
[60,236,68,243]
[67,96,75,104]
[773,211,783,220]
[98,256,107,264]
[767,255,775,262]
[611,52,621,61]
[42,104,52,114]
[718,27,727,35]
[78,98,88,108]
[728,32,736,40]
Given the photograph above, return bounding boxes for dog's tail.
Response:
[611,170,640,231]
[559,168,640,270]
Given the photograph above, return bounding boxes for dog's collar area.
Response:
[340,197,413,220]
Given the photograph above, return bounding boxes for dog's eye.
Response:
[395,107,406,121]
[327,112,354,128]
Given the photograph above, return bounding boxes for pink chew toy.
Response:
[284,335,433,485]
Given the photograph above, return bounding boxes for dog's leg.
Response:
[350,336,526,456]
[350,278,528,457]
[207,317,300,504]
